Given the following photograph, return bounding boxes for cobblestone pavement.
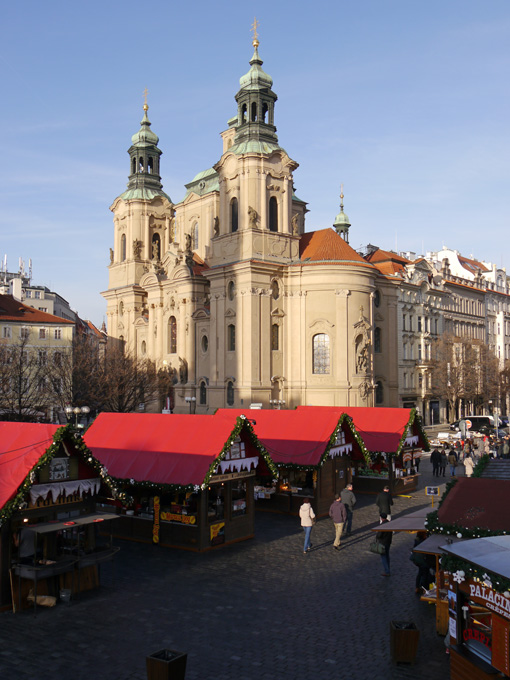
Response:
[0,456,462,680]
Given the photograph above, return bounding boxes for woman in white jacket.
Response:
[464,455,474,478]
[299,498,315,554]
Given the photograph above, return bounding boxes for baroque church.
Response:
[103,34,380,413]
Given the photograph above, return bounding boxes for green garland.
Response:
[318,413,372,469]
[472,453,491,478]
[0,425,119,527]
[440,553,510,596]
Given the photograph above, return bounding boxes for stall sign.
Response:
[49,458,70,481]
[462,627,492,650]
[210,522,225,546]
[211,469,255,484]
[468,583,510,619]
[152,496,160,544]
[160,512,196,525]
[31,491,82,509]
[492,613,510,675]
[425,487,440,496]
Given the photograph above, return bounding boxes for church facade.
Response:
[103,37,381,413]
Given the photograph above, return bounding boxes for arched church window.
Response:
[375,381,384,404]
[227,281,235,301]
[269,197,278,232]
[227,324,235,352]
[131,158,136,174]
[262,103,268,123]
[120,234,126,261]
[227,381,234,406]
[271,280,279,300]
[193,222,199,250]
[374,327,381,353]
[251,102,257,122]
[168,316,177,354]
[148,157,153,174]
[241,104,247,124]
[151,233,161,260]
[230,198,238,233]
[119,301,124,317]
[312,334,330,374]
[200,381,207,405]
[138,157,144,173]
[141,340,146,355]
[271,324,279,351]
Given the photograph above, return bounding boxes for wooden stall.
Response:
[0,422,119,612]
[295,406,428,495]
[216,408,365,517]
[84,413,278,551]
[442,536,510,679]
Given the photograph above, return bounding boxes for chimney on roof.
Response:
[366,244,378,256]
[9,277,22,302]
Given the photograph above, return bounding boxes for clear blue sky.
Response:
[1,1,509,325]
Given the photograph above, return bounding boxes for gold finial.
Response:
[251,17,260,47]
[143,87,149,112]
[340,183,344,211]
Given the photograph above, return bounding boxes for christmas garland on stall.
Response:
[472,453,491,478]
[439,552,510,596]
[0,425,119,528]
[317,413,372,470]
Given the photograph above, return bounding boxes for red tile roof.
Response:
[458,255,489,274]
[0,295,74,324]
[300,229,372,267]
[365,248,411,266]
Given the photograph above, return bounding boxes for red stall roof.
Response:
[84,412,252,487]
[437,478,510,532]
[295,406,427,453]
[0,422,59,509]
[215,408,361,466]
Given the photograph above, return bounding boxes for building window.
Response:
[227,324,236,352]
[119,301,124,317]
[230,198,238,233]
[38,350,47,366]
[418,345,422,361]
[402,314,406,331]
[120,234,126,261]
[141,340,146,355]
[192,222,199,250]
[2,327,11,339]
[200,381,207,405]
[312,333,330,374]
[271,324,279,351]
[375,381,383,404]
[201,335,209,353]
[227,280,235,301]
[54,352,62,366]
[25,290,32,298]
[34,291,41,299]
[271,280,279,300]
[269,197,278,232]
[418,316,422,332]
[54,328,61,340]
[20,327,29,340]
[403,344,407,360]
[168,317,177,354]
[226,381,234,406]
[374,290,381,307]
[374,327,381,353]
[39,328,46,339]
[38,307,47,313]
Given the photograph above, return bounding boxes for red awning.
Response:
[437,477,510,532]
[295,406,424,453]
[215,408,361,466]
[0,422,59,509]
[84,413,248,487]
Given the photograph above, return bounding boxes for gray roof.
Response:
[442,535,510,579]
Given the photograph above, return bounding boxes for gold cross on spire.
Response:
[143,87,149,111]
[251,17,260,46]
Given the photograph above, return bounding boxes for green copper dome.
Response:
[239,45,273,91]
[131,108,159,147]
[334,210,351,228]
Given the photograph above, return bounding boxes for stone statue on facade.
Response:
[213,216,220,236]
[248,206,258,229]
[133,239,143,259]
[109,248,114,264]
[179,357,188,384]
[291,214,299,235]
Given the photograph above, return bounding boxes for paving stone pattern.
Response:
[0,456,461,680]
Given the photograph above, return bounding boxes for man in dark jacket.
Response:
[430,447,441,476]
[340,483,356,536]
[375,485,393,522]
[328,494,347,550]
[377,514,393,576]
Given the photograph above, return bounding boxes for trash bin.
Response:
[390,621,419,664]
[146,649,187,680]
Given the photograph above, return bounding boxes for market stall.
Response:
[296,406,428,494]
[84,413,277,551]
[441,536,510,679]
[215,408,366,516]
[0,422,119,612]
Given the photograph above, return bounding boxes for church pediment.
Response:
[192,308,210,320]
[271,307,285,318]
[134,316,149,327]
[225,308,236,318]
[309,318,334,330]
[139,272,160,287]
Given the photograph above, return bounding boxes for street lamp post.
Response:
[65,405,90,429]
[269,399,286,410]
[184,396,196,414]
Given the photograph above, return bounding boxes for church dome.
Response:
[131,107,159,147]
[334,210,351,228]
[239,44,273,91]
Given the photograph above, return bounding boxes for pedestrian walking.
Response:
[328,494,347,550]
[340,483,356,536]
[439,449,447,477]
[299,498,315,554]
[377,513,393,576]
[375,485,393,522]
[463,454,474,477]
[430,447,441,476]
[411,532,435,593]
[448,450,458,477]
